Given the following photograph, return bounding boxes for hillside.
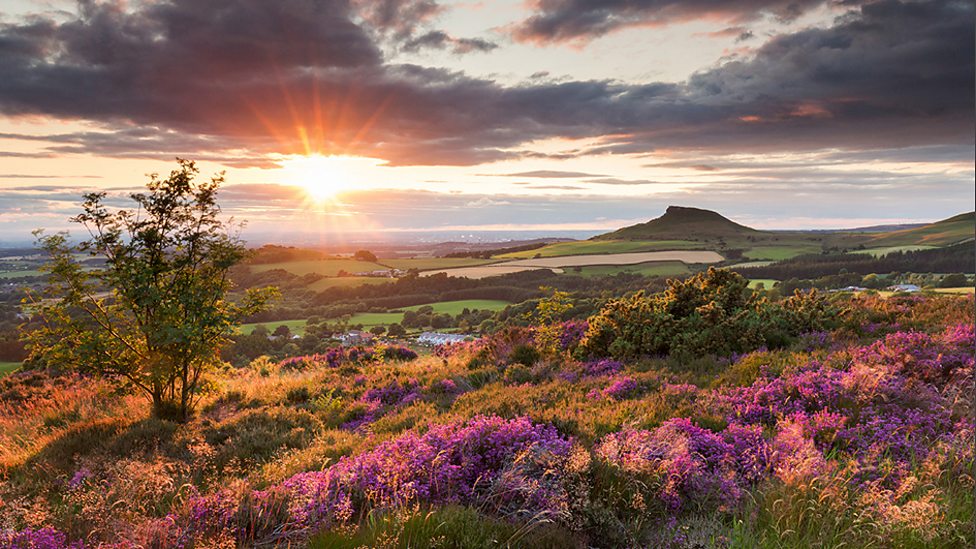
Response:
[867,211,975,247]
[594,205,762,241]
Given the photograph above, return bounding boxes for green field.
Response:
[0,361,21,377]
[854,245,937,257]
[569,260,691,278]
[348,299,513,327]
[250,259,387,277]
[742,244,822,261]
[383,258,497,271]
[239,318,309,336]
[496,239,702,259]
[0,270,44,279]
[240,300,514,334]
[867,212,975,247]
[306,277,392,292]
[748,279,779,289]
[932,287,975,294]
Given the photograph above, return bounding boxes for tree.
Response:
[353,249,378,262]
[369,325,386,336]
[387,323,407,338]
[939,273,968,288]
[23,159,277,422]
[532,286,573,356]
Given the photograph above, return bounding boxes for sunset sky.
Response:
[0,0,973,245]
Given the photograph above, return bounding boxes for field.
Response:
[0,361,20,377]
[250,259,387,277]
[747,278,778,289]
[570,260,690,278]
[855,245,937,257]
[0,269,43,279]
[424,251,723,279]
[348,299,512,327]
[496,239,702,258]
[867,212,975,247]
[306,277,392,292]
[933,286,976,294]
[381,258,497,270]
[239,318,309,336]
[741,244,823,260]
[241,300,514,334]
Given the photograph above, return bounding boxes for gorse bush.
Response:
[578,268,829,359]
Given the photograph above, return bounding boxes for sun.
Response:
[280,154,357,201]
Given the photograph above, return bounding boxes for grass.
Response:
[496,239,702,259]
[381,258,498,271]
[306,277,392,292]
[0,269,44,279]
[748,279,779,289]
[239,319,308,336]
[0,361,21,377]
[568,260,691,278]
[932,287,975,294]
[240,300,514,333]
[854,245,938,257]
[347,299,512,327]
[867,212,975,247]
[250,259,387,277]
[742,244,822,261]
[309,505,577,548]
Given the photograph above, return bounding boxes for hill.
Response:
[594,205,762,241]
[866,211,975,247]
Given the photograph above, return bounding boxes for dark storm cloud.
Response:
[512,0,846,43]
[0,0,970,166]
[402,31,498,54]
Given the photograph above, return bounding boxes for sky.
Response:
[0,0,973,245]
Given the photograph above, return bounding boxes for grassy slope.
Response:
[570,260,691,278]
[382,258,498,270]
[496,239,701,259]
[348,299,512,327]
[866,212,975,247]
[854,245,939,257]
[241,299,514,334]
[0,361,21,377]
[250,259,387,277]
[239,318,309,336]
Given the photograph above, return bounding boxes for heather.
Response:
[1,292,973,547]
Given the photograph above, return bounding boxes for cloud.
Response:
[0,0,970,167]
[401,31,498,54]
[488,170,609,178]
[512,0,845,43]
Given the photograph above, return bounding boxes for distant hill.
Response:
[867,211,975,247]
[594,206,762,241]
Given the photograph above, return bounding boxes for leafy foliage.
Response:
[578,268,836,359]
[22,160,276,421]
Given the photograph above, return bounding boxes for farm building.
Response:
[417,332,470,346]
[887,284,921,292]
[337,330,374,346]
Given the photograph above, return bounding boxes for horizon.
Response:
[1,0,973,242]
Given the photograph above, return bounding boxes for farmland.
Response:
[0,361,19,377]
[423,250,723,279]
[240,299,513,334]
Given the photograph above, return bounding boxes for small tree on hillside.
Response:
[23,159,277,422]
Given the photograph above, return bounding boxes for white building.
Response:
[417,332,470,346]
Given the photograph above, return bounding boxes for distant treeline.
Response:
[736,243,975,280]
[247,245,328,264]
[444,242,547,259]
